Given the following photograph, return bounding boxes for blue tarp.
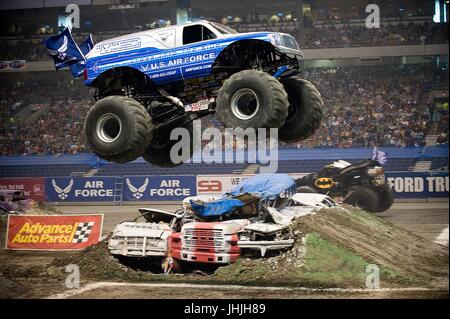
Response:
[228,173,296,199]
[190,174,296,218]
[190,198,244,217]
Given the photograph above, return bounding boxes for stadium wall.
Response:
[1,172,447,205]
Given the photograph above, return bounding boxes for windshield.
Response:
[210,22,239,34]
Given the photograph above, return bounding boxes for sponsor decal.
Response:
[0,178,45,201]
[314,177,335,189]
[6,214,103,250]
[98,37,141,55]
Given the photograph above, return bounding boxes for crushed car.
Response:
[0,190,30,215]
[109,174,342,273]
[108,208,183,258]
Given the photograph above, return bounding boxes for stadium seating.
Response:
[0,147,445,178]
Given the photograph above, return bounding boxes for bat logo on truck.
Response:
[314,177,335,189]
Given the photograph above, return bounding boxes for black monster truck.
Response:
[295,159,395,212]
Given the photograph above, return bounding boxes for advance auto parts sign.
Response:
[6,214,103,250]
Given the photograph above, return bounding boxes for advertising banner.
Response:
[0,60,26,71]
[45,177,116,202]
[385,172,449,198]
[123,175,196,201]
[0,178,45,201]
[6,214,103,250]
[196,174,307,195]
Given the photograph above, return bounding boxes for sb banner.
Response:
[6,214,103,250]
[123,175,196,201]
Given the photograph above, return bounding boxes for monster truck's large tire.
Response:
[216,70,289,129]
[279,78,323,143]
[344,187,379,212]
[373,187,395,212]
[142,120,193,168]
[84,96,153,163]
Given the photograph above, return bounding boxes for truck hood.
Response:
[112,222,171,239]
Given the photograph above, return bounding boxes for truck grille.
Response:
[115,236,164,250]
[183,228,224,250]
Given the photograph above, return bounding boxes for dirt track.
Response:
[0,202,448,299]
[56,202,449,245]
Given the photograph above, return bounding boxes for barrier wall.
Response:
[1,172,448,203]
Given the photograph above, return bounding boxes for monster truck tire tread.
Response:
[142,119,193,168]
[344,187,379,212]
[373,187,395,212]
[84,95,153,164]
[279,78,323,143]
[216,69,289,129]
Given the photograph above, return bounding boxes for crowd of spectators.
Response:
[1,19,448,61]
[298,64,448,148]
[0,77,93,155]
[302,22,449,49]
[0,63,448,156]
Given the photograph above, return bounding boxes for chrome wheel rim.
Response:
[96,113,122,143]
[230,88,260,120]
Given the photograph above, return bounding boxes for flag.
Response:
[372,146,387,165]
[44,27,85,70]
[69,34,95,77]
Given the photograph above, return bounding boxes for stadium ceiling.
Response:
[0,0,91,11]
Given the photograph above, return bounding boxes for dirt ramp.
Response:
[299,206,448,285]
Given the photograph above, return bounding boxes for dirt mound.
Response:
[214,206,448,288]
[298,206,448,285]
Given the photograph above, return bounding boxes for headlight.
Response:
[109,239,119,247]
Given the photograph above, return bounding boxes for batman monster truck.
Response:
[295,159,394,212]
[44,20,323,167]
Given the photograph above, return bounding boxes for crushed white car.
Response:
[108,208,182,258]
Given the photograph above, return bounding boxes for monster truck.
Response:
[295,159,395,212]
[45,20,323,166]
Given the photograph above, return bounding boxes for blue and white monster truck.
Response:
[45,20,323,166]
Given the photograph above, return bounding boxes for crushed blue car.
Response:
[189,173,296,219]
